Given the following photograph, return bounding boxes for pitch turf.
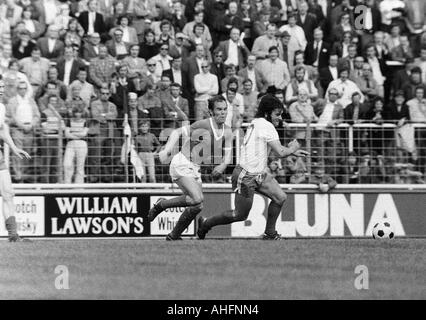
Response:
[0,238,425,299]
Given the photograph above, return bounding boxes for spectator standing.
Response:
[63,104,89,184]
[39,95,63,183]
[138,83,163,136]
[6,81,40,182]
[88,86,118,182]
[194,61,219,120]
[135,121,161,183]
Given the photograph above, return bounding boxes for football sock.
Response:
[159,195,189,209]
[5,216,18,237]
[264,202,282,235]
[169,206,201,238]
[203,210,236,229]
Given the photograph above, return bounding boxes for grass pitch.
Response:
[0,238,425,299]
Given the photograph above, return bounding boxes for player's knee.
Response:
[273,193,287,206]
[188,194,204,206]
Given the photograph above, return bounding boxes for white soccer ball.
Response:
[372,221,395,239]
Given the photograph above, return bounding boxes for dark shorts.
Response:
[231,165,267,199]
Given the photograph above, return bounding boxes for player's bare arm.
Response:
[0,123,31,160]
[158,125,189,163]
[268,139,309,159]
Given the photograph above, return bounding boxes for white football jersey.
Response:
[239,118,279,173]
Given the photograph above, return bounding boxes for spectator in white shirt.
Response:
[326,67,364,108]
[6,81,40,182]
[279,13,307,52]
[194,60,219,120]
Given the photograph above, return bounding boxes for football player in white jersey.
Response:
[197,94,308,240]
[147,95,233,240]
[0,77,32,242]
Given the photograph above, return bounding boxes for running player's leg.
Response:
[256,173,287,238]
[201,192,253,231]
[198,167,255,238]
[0,170,20,241]
[168,176,203,239]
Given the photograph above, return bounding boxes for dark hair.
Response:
[373,96,384,105]
[170,82,181,89]
[242,78,253,85]
[411,67,422,74]
[255,94,283,118]
[160,19,171,30]
[338,67,350,75]
[46,81,58,88]
[415,85,425,92]
[117,14,132,25]
[207,95,226,111]
[227,77,239,89]
[144,29,155,38]
[31,46,41,53]
[193,22,205,33]
[268,46,279,53]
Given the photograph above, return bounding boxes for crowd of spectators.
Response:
[0,0,426,184]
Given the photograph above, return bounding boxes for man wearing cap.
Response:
[36,25,65,63]
[82,32,101,62]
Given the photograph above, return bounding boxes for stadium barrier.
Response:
[1,184,426,238]
[4,120,426,184]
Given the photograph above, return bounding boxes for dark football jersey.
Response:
[180,118,233,165]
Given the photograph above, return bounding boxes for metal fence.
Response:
[3,119,426,184]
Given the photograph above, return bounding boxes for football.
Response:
[372,221,395,239]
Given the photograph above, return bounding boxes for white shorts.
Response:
[169,152,202,182]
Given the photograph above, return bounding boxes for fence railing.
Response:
[3,119,426,184]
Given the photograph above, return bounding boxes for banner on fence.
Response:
[1,189,425,238]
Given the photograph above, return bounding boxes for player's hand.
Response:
[158,149,169,163]
[293,149,309,157]
[13,148,31,160]
[288,139,300,152]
